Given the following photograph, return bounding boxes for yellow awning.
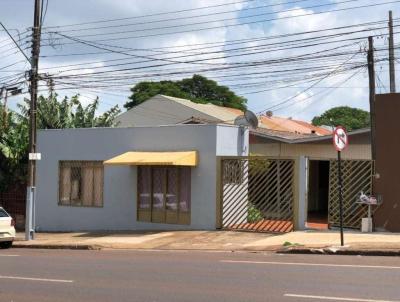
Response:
[103,151,198,166]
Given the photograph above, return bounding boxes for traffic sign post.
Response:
[333,126,349,246]
[338,149,344,246]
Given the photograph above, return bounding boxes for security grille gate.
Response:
[221,158,295,233]
[328,160,375,229]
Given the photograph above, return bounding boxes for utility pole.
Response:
[1,87,22,129]
[367,36,376,161]
[389,10,396,93]
[4,90,8,125]
[0,88,5,126]
[25,0,42,241]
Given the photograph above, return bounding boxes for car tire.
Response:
[0,241,13,249]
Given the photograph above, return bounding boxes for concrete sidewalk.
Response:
[12,230,400,254]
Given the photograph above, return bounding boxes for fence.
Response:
[328,160,375,228]
[220,157,295,233]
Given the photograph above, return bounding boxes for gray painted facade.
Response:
[35,124,248,232]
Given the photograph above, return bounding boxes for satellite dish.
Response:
[245,110,259,129]
[234,116,248,127]
[234,110,259,129]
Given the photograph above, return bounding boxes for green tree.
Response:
[0,94,121,190]
[17,94,121,129]
[125,74,247,111]
[312,106,370,131]
[0,106,29,190]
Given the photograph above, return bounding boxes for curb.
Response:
[11,244,275,253]
[278,247,400,256]
[11,243,400,256]
[12,243,102,250]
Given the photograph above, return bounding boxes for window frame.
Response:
[58,160,104,208]
[137,166,191,225]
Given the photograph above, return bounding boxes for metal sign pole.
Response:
[333,126,348,246]
[338,150,344,246]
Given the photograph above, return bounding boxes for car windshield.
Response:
[0,209,9,218]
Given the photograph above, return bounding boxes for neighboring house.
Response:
[250,127,371,160]
[115,94,330,136]
[250,128,372,230]
[35,124,248,231]
[257,115,331,136]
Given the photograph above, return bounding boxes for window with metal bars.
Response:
[137,166,191,225]
[58,161,104,207]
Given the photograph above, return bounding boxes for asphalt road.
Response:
[1,248,400,302]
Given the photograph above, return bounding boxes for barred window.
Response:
[137,166,191,225]
[59,161,104,207]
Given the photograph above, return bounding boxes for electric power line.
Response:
[41,0,400,45]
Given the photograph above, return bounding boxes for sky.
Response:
[1,0,399,122]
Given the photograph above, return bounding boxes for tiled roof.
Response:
[251,128,319,141]
[252,127,370,144]
[160,94,330,136]
[258,115,331,136]
[290,119,332,136]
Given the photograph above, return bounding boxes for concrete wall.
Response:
[374,93,400,232]
[217,126,249,156]
[297,156,307,230]
[36,124,246,232]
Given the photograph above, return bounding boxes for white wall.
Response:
[216,126,249,156]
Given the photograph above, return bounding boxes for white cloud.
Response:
[1,0,400,118]
[272,7,338,34]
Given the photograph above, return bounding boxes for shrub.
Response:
[248,204,263,223]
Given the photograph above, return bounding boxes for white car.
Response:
[0,207,15,249]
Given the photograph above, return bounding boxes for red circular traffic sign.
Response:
[333,126,348,151]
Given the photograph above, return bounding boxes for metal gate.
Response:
[221,158,295,233]
[328,160,375,228]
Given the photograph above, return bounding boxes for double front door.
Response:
[137,166,191,225]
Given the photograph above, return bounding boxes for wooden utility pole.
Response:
[0,88,5,126]
[389,10,396,93]
[26,0,42,241]
[1,87,22,125]
[367,36,376,161]
[4,90,8,122]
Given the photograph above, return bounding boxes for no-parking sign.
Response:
[333,125,348,247]
[333,126,348,152]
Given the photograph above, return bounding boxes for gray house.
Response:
[35,124,248,232]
